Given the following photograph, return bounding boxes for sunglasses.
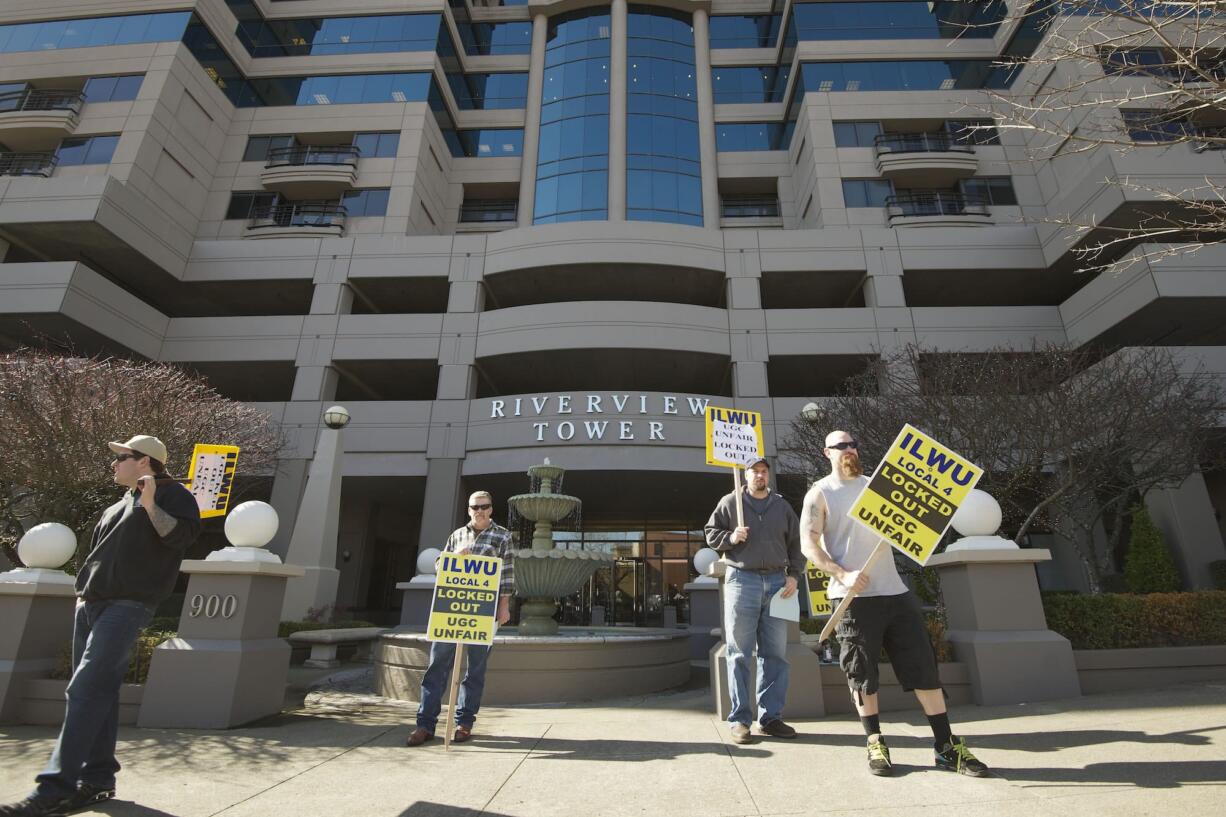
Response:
[828,441,859,451]
[469,504,492,511]
[113,453,144,462]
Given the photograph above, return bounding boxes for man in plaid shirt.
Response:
[406,491,515,746]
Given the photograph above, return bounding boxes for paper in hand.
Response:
[769,587,800,621]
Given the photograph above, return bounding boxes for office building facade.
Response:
[2,0,1223,623]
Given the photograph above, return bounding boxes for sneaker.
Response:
[867,734,893,777]
[935,736,990,777]
[759,719,797,739]
[730,723,753,744]
[63,782,115,814]
[0,792,72,817]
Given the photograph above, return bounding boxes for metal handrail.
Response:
[721,196,781,218]
[459,200,517,222]
[264,145,361,168]
[0,152,57,177]
[886,192,989,219]
[0,89,86,115]
[874,132,974,155]
[247,203,347,230]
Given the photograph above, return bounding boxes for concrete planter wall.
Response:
[816,659,974,715]
[1073,645,1226,694]
[19,679,143,726]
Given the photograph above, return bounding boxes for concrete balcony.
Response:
[244,203,346,239]
[874,133,978,186]
[886,192,991,228]
[260,146,359,198]
[0,89,84,151]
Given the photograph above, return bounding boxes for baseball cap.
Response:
[745,457,770,470]
[108,435,168,464]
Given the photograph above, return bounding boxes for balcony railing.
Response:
[264,145,361,168]
[0,89,86,115]
[460,200,518,223]
[720,196,781,218]
[247,203,347,231]
[0,151,57,177]
[874,132,974,155]
[886,192,989,220]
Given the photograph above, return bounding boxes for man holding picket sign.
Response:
[406,491,513,748]
[800,429,989,778]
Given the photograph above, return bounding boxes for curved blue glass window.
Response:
[716,122,789,151]
[711,66,790,103]
[626,7,702,226]
[534,9,610,224]
[235,14,442,57]
[709,15,780,49]
[0,13,190,53]
[790,2,1004,41]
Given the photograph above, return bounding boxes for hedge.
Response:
[1042,591,1226,650]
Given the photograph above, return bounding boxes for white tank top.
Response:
[811,474,908,599]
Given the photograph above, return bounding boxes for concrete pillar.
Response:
[418,458,463,554]
[517,12,549,227]
[139,560,304,728]
[396,576,435,629]
[267,458,308,559]
[1144,472,1226,590]
[710,620,825,720]
[0,237,10,260]
[281,423,345,620]
[691,9,720,228]
[928,548,1080,706]
[0,570,75,724]
[608,0,628,221]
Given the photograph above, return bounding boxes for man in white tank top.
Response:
[800,430,989,778]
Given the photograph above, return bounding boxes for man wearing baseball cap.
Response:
[1,436,201,817]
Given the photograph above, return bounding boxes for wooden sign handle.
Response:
[818,540,889,642]
[732,465,745,529]
[444,643,465,751]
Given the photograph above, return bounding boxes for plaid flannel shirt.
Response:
[443,521,515,595]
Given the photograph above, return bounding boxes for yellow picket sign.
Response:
[185,443,240,519]
[804,562,832,617]
[848,423,982,566]
[427,553,503,645]
[704,406,764,468]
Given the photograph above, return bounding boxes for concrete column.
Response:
[267,458,308,558]
[139,560,304,728]
[0,238,10,261]
[928,548,1081,706]
[1145,472,1226,590]
[692,9,720,228]
[517,12,549,227]
[0,571,75,724]
[281,424,345,619]
[418,457,463,554]
[608,0,628,221]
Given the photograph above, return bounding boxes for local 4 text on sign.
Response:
[704,406,764,467]
[849,424,982,565]
[427,553,503,644]
[805,563,832,617]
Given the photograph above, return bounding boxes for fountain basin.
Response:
[374,627,691,704]
[513,549,614,597]
[507,493,580,523]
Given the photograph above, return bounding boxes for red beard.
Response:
[838,452,863,479]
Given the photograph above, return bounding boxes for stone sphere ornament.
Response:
[416,547,441,576]
[323,405,351,429]
[224,501,279,548]
[951,489,1002,537]
[693,547,718,575]
[17,523,76,569]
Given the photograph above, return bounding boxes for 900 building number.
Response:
[188,593,238,619]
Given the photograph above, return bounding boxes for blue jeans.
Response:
[723,568,790,727]
[36,599,152,798]
[415,641,492,733]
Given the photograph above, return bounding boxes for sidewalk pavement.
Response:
[1,675,1224,817]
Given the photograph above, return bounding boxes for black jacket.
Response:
[75,479,202,606]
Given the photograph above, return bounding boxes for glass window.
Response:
[833,121,882,147]
[236,13,441,57]
[791,2,1005,42]
[242,134,295,162]
[225,191,278,220]
[801,60,1016,93]
[352,132,400,158]
[842,179,894,207]
[83,75,143,103]
[445,128,523,157]
[960,177,1017,205]
[0,13,190,53]
[342,188,390,217]
[709,15,780,49]
[449,73,529,110]
[946,119,1001,146]
[457,21,532,56]
[711,66,789,103]
[1121,109,1188,143]
[55,135,118,166]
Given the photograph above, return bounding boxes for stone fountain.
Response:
[509,460,615,635]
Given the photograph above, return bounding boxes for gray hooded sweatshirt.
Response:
[704,490,805,576]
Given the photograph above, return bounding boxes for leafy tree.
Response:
[0,350,286,568]
[1123,503,1182,592]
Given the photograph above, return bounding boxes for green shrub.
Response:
[278,619,376,638]
[1123,504,1182,594]
[1043,591,1226,649]
[49,628,177,685]
[1210,560,1226,591]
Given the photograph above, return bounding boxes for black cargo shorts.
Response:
[835,591,941,698]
